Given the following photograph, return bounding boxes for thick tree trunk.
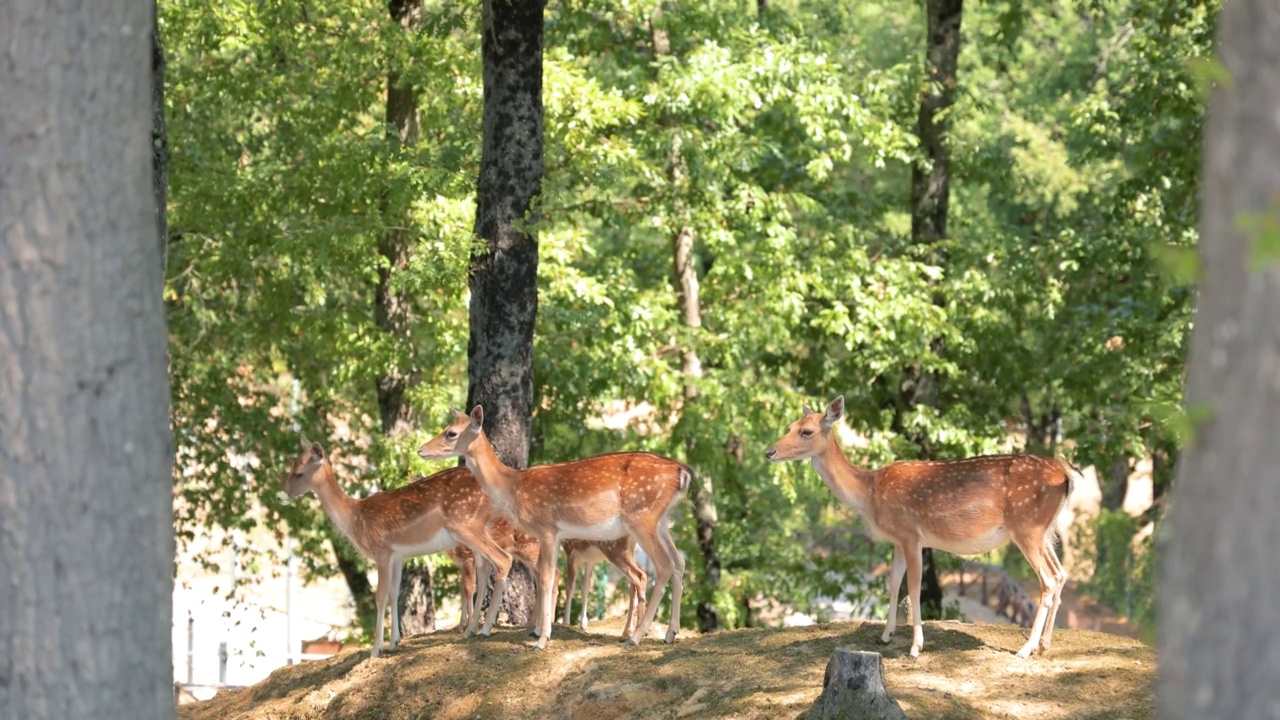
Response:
[898,0,964,620]
[375,0,434,633]
[1160,2,1280,716]
[397,562,436,636]
[0,3,174,717]
[468,0,546,625]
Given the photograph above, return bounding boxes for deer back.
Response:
[870,454,1072,551]
[514,452,691,533]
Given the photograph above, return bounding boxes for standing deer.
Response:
[561,538,648,636]
[281,434,517,656]
[765,397,1076,658]
[452,536,648,637]
[418,406,689,649]
[447,515,540,632]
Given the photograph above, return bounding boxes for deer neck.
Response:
[462,432,521,510]
[810,439,875,518]
[311,461,359,539]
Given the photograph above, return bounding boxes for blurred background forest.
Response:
[162,0,1217,650]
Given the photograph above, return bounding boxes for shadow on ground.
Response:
[179,618,1155,720]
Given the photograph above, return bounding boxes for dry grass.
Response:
[179,618,1155,720]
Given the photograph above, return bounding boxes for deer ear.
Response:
[309,442,325,461]
[802,403,816,417]
[469,404,484,428]
[299,434,311,451]
[822,396,844,428]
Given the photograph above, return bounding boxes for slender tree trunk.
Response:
[0,2,174,717]
[375,0,434,633]
[1160,2,1280,715]
[897,0,963,620]
[468,0,546,625]
[673,221,722,632]
[651,1,722,633]
[333,539,378,629]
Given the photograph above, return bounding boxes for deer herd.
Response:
[283,395,1078,660]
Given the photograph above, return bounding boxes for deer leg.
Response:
[627,525,674,646]
[1013,533,1061,658]
[561,551,578,626]
[579,560,597,630]
[904,543,925,658]
[533,535,560,650]
[658,519,685,643]
[610,544,647,639]
[371,556,393,658]
[389,558,404,649]
[451,525,512,639]
[462,554,477,632]
[881,545,907,644]
[1038,538,1069,652]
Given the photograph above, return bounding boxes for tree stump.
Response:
[807,650,908,720]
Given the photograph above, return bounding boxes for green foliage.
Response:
[1086,509,1156,629]
[163,0,1216,633]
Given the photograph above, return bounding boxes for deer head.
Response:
[282,434,328,498]
[418,406,485,460]
[765,395,844,462]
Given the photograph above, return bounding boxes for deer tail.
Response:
[676,465,693,494]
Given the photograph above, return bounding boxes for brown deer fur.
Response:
[419,406,689,649]
[282,435,515,656]
[765,397,1076,658]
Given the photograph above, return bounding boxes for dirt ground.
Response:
[179,616,1155,720]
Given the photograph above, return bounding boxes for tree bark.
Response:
[397,562,436,635]
[0,3,174,717]
[152,3,169,269]
[897,0,964,620]
[375,0,434,633]
[911,0,963,247]
[1160,2,1280,717]
[468,0,546,625]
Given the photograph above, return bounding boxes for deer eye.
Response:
[800,429,814,438]
[445,430,458,440]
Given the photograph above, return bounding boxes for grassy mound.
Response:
[179,618,1155,719]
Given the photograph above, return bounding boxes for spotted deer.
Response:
[447,515,540,632]
[765,397,1077,658]
[561,538,648,636]
[418,406,689,649]
[281,434,517,656]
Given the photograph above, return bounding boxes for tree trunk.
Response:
[468,0,546,625]
[911,0,963,248]
[333,538,378,631]
[673,221,722,632]
[374,0,434,632]
[1160,2,1280,716]
[397,562,436,636]
[898,0,964,620]
[654,3,722,633]
[0,3,174,717]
